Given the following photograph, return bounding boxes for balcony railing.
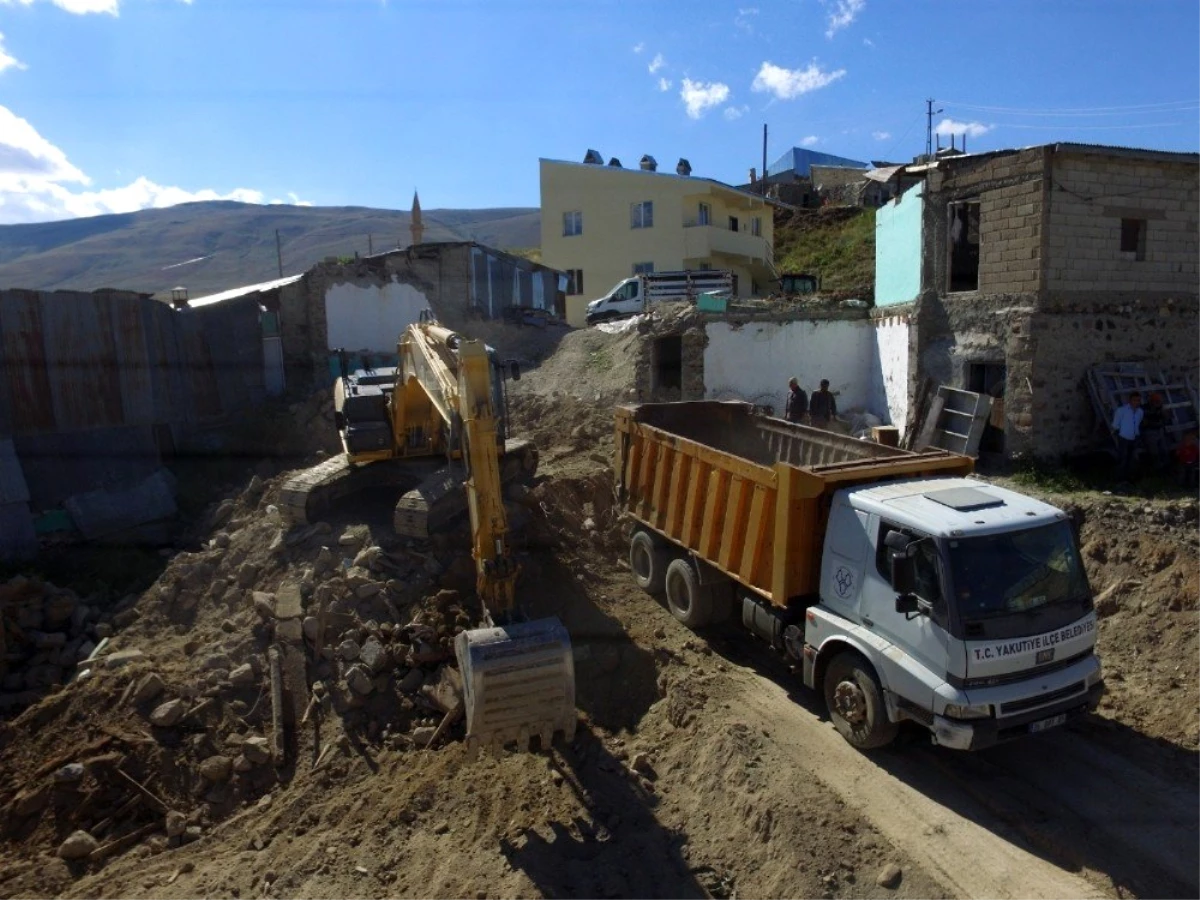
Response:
[682,222,773,268]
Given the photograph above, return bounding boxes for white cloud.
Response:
[648,52,665,74]
[0,33,26,73]
[0,104,288,224]
[800,135,820,147]
[735,7,759,33]
[657,77,671,92]
[872,130,891,140]
[825,0,865,39]
[723,105,749,121]
[2,0,192,15]
[936,117,991,138]
[3,0,120,14]
[632,42,645,54]
[863,37,874,48]
[751,61,846,100]
[680,78,730,120]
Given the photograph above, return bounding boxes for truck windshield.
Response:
[946,521,1088,620]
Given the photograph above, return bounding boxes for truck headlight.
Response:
[944,702,992,720]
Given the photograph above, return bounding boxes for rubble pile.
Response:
[0,576,139,714]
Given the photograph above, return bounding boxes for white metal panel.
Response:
[325,279,429,353]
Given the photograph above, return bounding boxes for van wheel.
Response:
[823,652,898,750]
[665,558,713,629]
[630,531,669,595]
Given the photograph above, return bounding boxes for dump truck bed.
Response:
[614,401,974,607]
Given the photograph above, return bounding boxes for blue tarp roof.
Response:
[768,148,869,178]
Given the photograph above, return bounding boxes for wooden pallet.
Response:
[912,385,992,458]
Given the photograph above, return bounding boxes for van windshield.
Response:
[947,521,1089,621]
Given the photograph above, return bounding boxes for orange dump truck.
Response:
[615,402,1104,751]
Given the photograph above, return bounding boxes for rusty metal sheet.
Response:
[197,297,265,414]
[174,312,222,419]
[110,293,155,424]
[0,290,55,434]
[39,292,123,431]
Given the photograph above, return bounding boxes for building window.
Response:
[631,201,654,229]
[632,262,655,275]
[728,215,740,232]
[948,200,980,292]
[1120,218,1146,261]
[698,202,711,226]
[751,216,762,237]
[562,210,582,237]
[565,269,584,295]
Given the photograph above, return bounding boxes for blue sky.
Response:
[0,0,1197,223]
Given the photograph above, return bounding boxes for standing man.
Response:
[784,377,808,424]
[1111,391,1143,484]
[1141,391,1168,472]
[810,379,837,429]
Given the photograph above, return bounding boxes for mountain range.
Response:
[0,202,541,299]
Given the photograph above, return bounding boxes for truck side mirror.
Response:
[890,551,916,595]
[895,593,920,615]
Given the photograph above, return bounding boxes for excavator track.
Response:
[394,438,537,538]
[279,438,538,534]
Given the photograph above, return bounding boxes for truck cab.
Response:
[808,477,1103,750]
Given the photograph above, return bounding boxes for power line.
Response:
[941,99,1199,115]
[998,121,1191,130]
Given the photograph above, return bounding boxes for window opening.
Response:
[652,335,683,391]
[562,210,582,237]
[631,201,654,229]
[1120,218,1146,261]
[948,201,980,292]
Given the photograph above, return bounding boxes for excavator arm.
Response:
[403,319,575,752]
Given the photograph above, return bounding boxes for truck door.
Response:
[857,516,958,711]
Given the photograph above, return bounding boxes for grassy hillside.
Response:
[0,202,540,299]
[773,206,875,300]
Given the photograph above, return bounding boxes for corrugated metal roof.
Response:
[189,274,303,308]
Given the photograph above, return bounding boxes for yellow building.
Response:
[540,154,777,326]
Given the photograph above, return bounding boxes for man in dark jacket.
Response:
[810,379,837,428]
[784,378,808,424]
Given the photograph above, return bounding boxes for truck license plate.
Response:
[1029,713,1068,734]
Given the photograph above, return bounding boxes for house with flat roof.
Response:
[539,152,777,326]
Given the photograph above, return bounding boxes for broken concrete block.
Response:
[198,755,233,783]
[274,583,304,619]
[101,648,144,669]
[346,666,374,696]
[359,637,390,674]
[252,591,275,619]
[165,810,187,837]
[58,830,99,860]
[354,582,382,599]
[211,499,235,528]
[242,735,271,765]
[420,666,463,713]
[411,726,437,747]
[302,616,320,641]
[276,618,303,643]
[132,672,166,706]
[336,639,360,662]
[229,664,256,687]
[149,698,187,727]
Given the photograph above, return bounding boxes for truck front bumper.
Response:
[931,681,1104,751]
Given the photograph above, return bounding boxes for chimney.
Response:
[963,133,967,153]
[676,158,692,177]
[608,157,623,167]
[639,154,658,172]
[749,167,757,184]
[170,286,188,310]
[583,149,603,164]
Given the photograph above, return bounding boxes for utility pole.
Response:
[925,98,943,159]
[761,123,768,196]
[368,233,373,255]
[275,229,283,278]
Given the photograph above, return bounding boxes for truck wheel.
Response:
[630,531,669,595]
[664,558,714,629]
[823,652,898,750]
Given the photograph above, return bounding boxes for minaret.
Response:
[410,191,424,246]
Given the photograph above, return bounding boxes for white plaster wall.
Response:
[867,315,910,432]
[703,319,877,414]
[325,280,429,352]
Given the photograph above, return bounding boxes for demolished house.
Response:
[872,142,1199,460]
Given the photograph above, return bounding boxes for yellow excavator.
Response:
[279,313,576,751]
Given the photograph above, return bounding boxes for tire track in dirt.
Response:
[727,668,1106,900]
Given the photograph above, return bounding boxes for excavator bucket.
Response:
[455,617,576,754]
